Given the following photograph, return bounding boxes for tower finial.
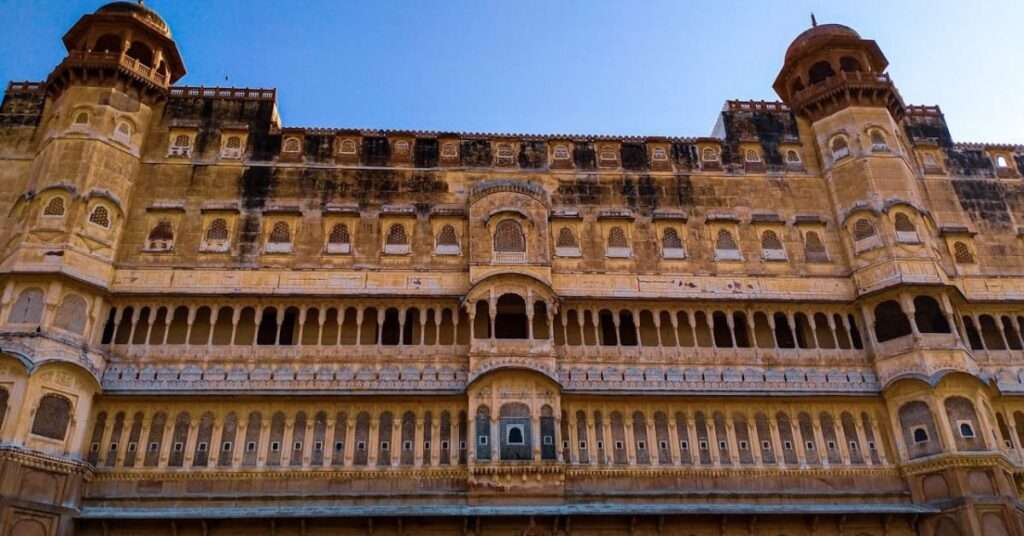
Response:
[811,13,818,27]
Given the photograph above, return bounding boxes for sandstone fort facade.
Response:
[1,3,1023,535]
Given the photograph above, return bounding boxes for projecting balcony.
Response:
[790,70,905,120]
[50,51,170,89]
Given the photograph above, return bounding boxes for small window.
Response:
[952,241,974,264]
[661,227,686,259]
[718,440,727,450]
[334,441,344,451]
[394,140,410,155]
[714,229,742,261]
[893,213,920,244]
[339,139,357,154]
[356,441,366,451]
[384,223,410,255]
[169,134,192,157]
[423,441,430,450]
[761,440,771,450]
[553,144,570,160]
[145,220,174,252]
[43,197,65,217]
[326,223,351,254]
[606,226,631,258]
[912,427,929,444]
[652,147,667,161]
[478,435,489,446]
[698,440,708,450]
[803,231,829,262]
[805,441,815,451]
[786,149,801,164]
[830,135,850,160]
[403,440,413,450]
[195,442,205,452]
[506,425,524,445]
[270,441,281,452]
[221,136,243,159]
[636,440,646,450]
[543,435,554,446]
[596,440,604,450]
[246,441,256,452]
[173,442,184,452]
[680,440,689,450]
[266,221,292,253]
[73,111,89,125]
[293,441,302,451]
[110,442,118,451]
[441,143,458,158]
[89,205,111,228]
[283,137,301,153]
[614,440,624,450]
[493,219,526,263]
[435,224,460,255]
[440,440,449,450]
[869,129,889,153]
[658,440,668,450]
[827,440,836,450]
[760,229,786,261]
[996,155,1009,168]
[849,441,858,451]
[151,442,161,452]
[113,121,133,144]
[744,149,761,162]
[90,442,100,452]
[555,227,581,257]
[202,218,231,252]
[702,147,719,162]
[381,440,391,450]
[739,440,748,450]
[579,440,587,449]
[783,441,792,450]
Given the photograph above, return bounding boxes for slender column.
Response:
[126,307,141,345]
[376,309,384,346]
[420,308,428,345]
[301,418,314,467]
[854,419,872,466]
[230,307,240,346]
[785,311,799,349]
[767,312,779,349]
[899,293,921,340]
[612,311,622,348]
[324,418,337,465]
[232,421,248,467]
[668,419,681,464]
[685,416,698,465]
[144,305,157,345]
[624,419,636,464]
[724,312,736,348]
[367,417,379,466]
[567,411,578,464]
[747,413,763,467]
[256,415,271,467]
[653,312,663,348]
[531,412,541,462]
[184,305,197,347]
[297,308,308,345]
[632,309,642,347]
[833,412,851,465]
[161,307,172,345]
[930,398,957,454]
[280,418,295,466]
[182,417,200,468]
[355,307,365,346]
[706,413,720,466]
[585,417,596,465]
[207,416,224,467]
[318,307,327,346]
[344,415,356,466]
[414,412,425,467]
[811,414,829,467]
[807,313,821,350]
[489,296,497,341]
[768,416,785,468]
[591,309,601,346]
[274,308,285,346]
[207,306,217,346]
[789,411,807,466]
[725,418,740,465]
[526,302,535,340]
[398,308,407,345]
[430,412,442,466]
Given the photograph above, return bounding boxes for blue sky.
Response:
[1,0,1021,143]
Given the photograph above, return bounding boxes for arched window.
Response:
[869,129,889,152]
[702,147,719,162]
[493,219,526,263]
[221,136,243,159]
[555,227,580,257]
[952,241,974,264]
[266,222,292,253]
[852,218,880,253]
[73,111,89,125]
[662,227,686,259]
[803,231,828,262]
[435,224,460,255]
[89,205,111,228]
[785,149,801,164]
[173,134,190,147]
[494,294,528,339]
[146,220,174,251]
[202,218,230,252]
[383,223,410,255]
[808,60,835,84]
[913,427,929,443]
[913,296,951,334]
[893,213,919,243]
[606,226,630,258]
[923,152,939,169]
[206,219,228,241]
[714,229,741,261]
[830,135,850,160]
[113,121,133,144]
[326,223,351,254]
[761,230,785,260]
[283,137,301,153]
[995,155,1009,168]
[9,288,44,324]
[31,394,72,440]
[839,56,863,73]
[339,139,357,154]
[553,144,570,160]
[744,149,761,162]
[54,294,88,335]
[43,197,65,217]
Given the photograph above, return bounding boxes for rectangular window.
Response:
[698,440,708,450]
[805,441,815,451]
[658,440,668,450]
[334,441,344,451]
[221,441,232,452]
[614,441,624,450]
[440,440,449,450]
[739,440,748,450]
[270,441,280,452]
[380,441,390,450]
[356,441,366,451]
[246,441,256,452]
[761,440,771,450]
[579,440,587,450]
[680,440,689,450]
[423,441,430,450]
[636,440,646,450]
[403,440,413,450]
[543,435,553,446]
[109,442,118,451]
[173,442,184,452]
[149,442,159,452]
[293,441,302,451]
[827,440,836,450]
[783,441,792,450]
[195,442,205,452]
[90,442,99,452]
[478,436,489,446]
[314,441,323,451]
[596,440,604,450]
[718,440,727,450]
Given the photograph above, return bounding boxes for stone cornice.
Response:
[0,443,94,477]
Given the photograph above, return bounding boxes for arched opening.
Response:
[125,41,154,66]
[494,294,528,339]
[831,136,850,160]
[899,401,942,459]
[31,394,72,440]
[381,308,401,345]
[913,296,950,333]
[874,301,912,342]
[493,219,526,263]
[808,60,836,84]
[93,34,122,53]
[839,56,863,72]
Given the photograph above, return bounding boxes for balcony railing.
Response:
[792,71,895,109]
[59,51,170,87]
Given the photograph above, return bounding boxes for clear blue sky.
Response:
[1,0,1021,143]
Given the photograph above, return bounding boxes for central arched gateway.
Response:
[467,368,562,464]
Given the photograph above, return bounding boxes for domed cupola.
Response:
[773,18,904,122]
[46,0,186,101]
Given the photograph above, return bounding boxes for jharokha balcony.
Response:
[48,50,170,91]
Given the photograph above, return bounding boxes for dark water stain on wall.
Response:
[518,141,547,169]
[237,166,276,263]
[671,143,697,171]
[717,110,798,170]
[951,179,1012,229]
[574,142,597,171]
[621,143,648,171]
[414,139,439,168]
[461,140,492,167]
[362,137,390,167]
[304,135,334,163]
